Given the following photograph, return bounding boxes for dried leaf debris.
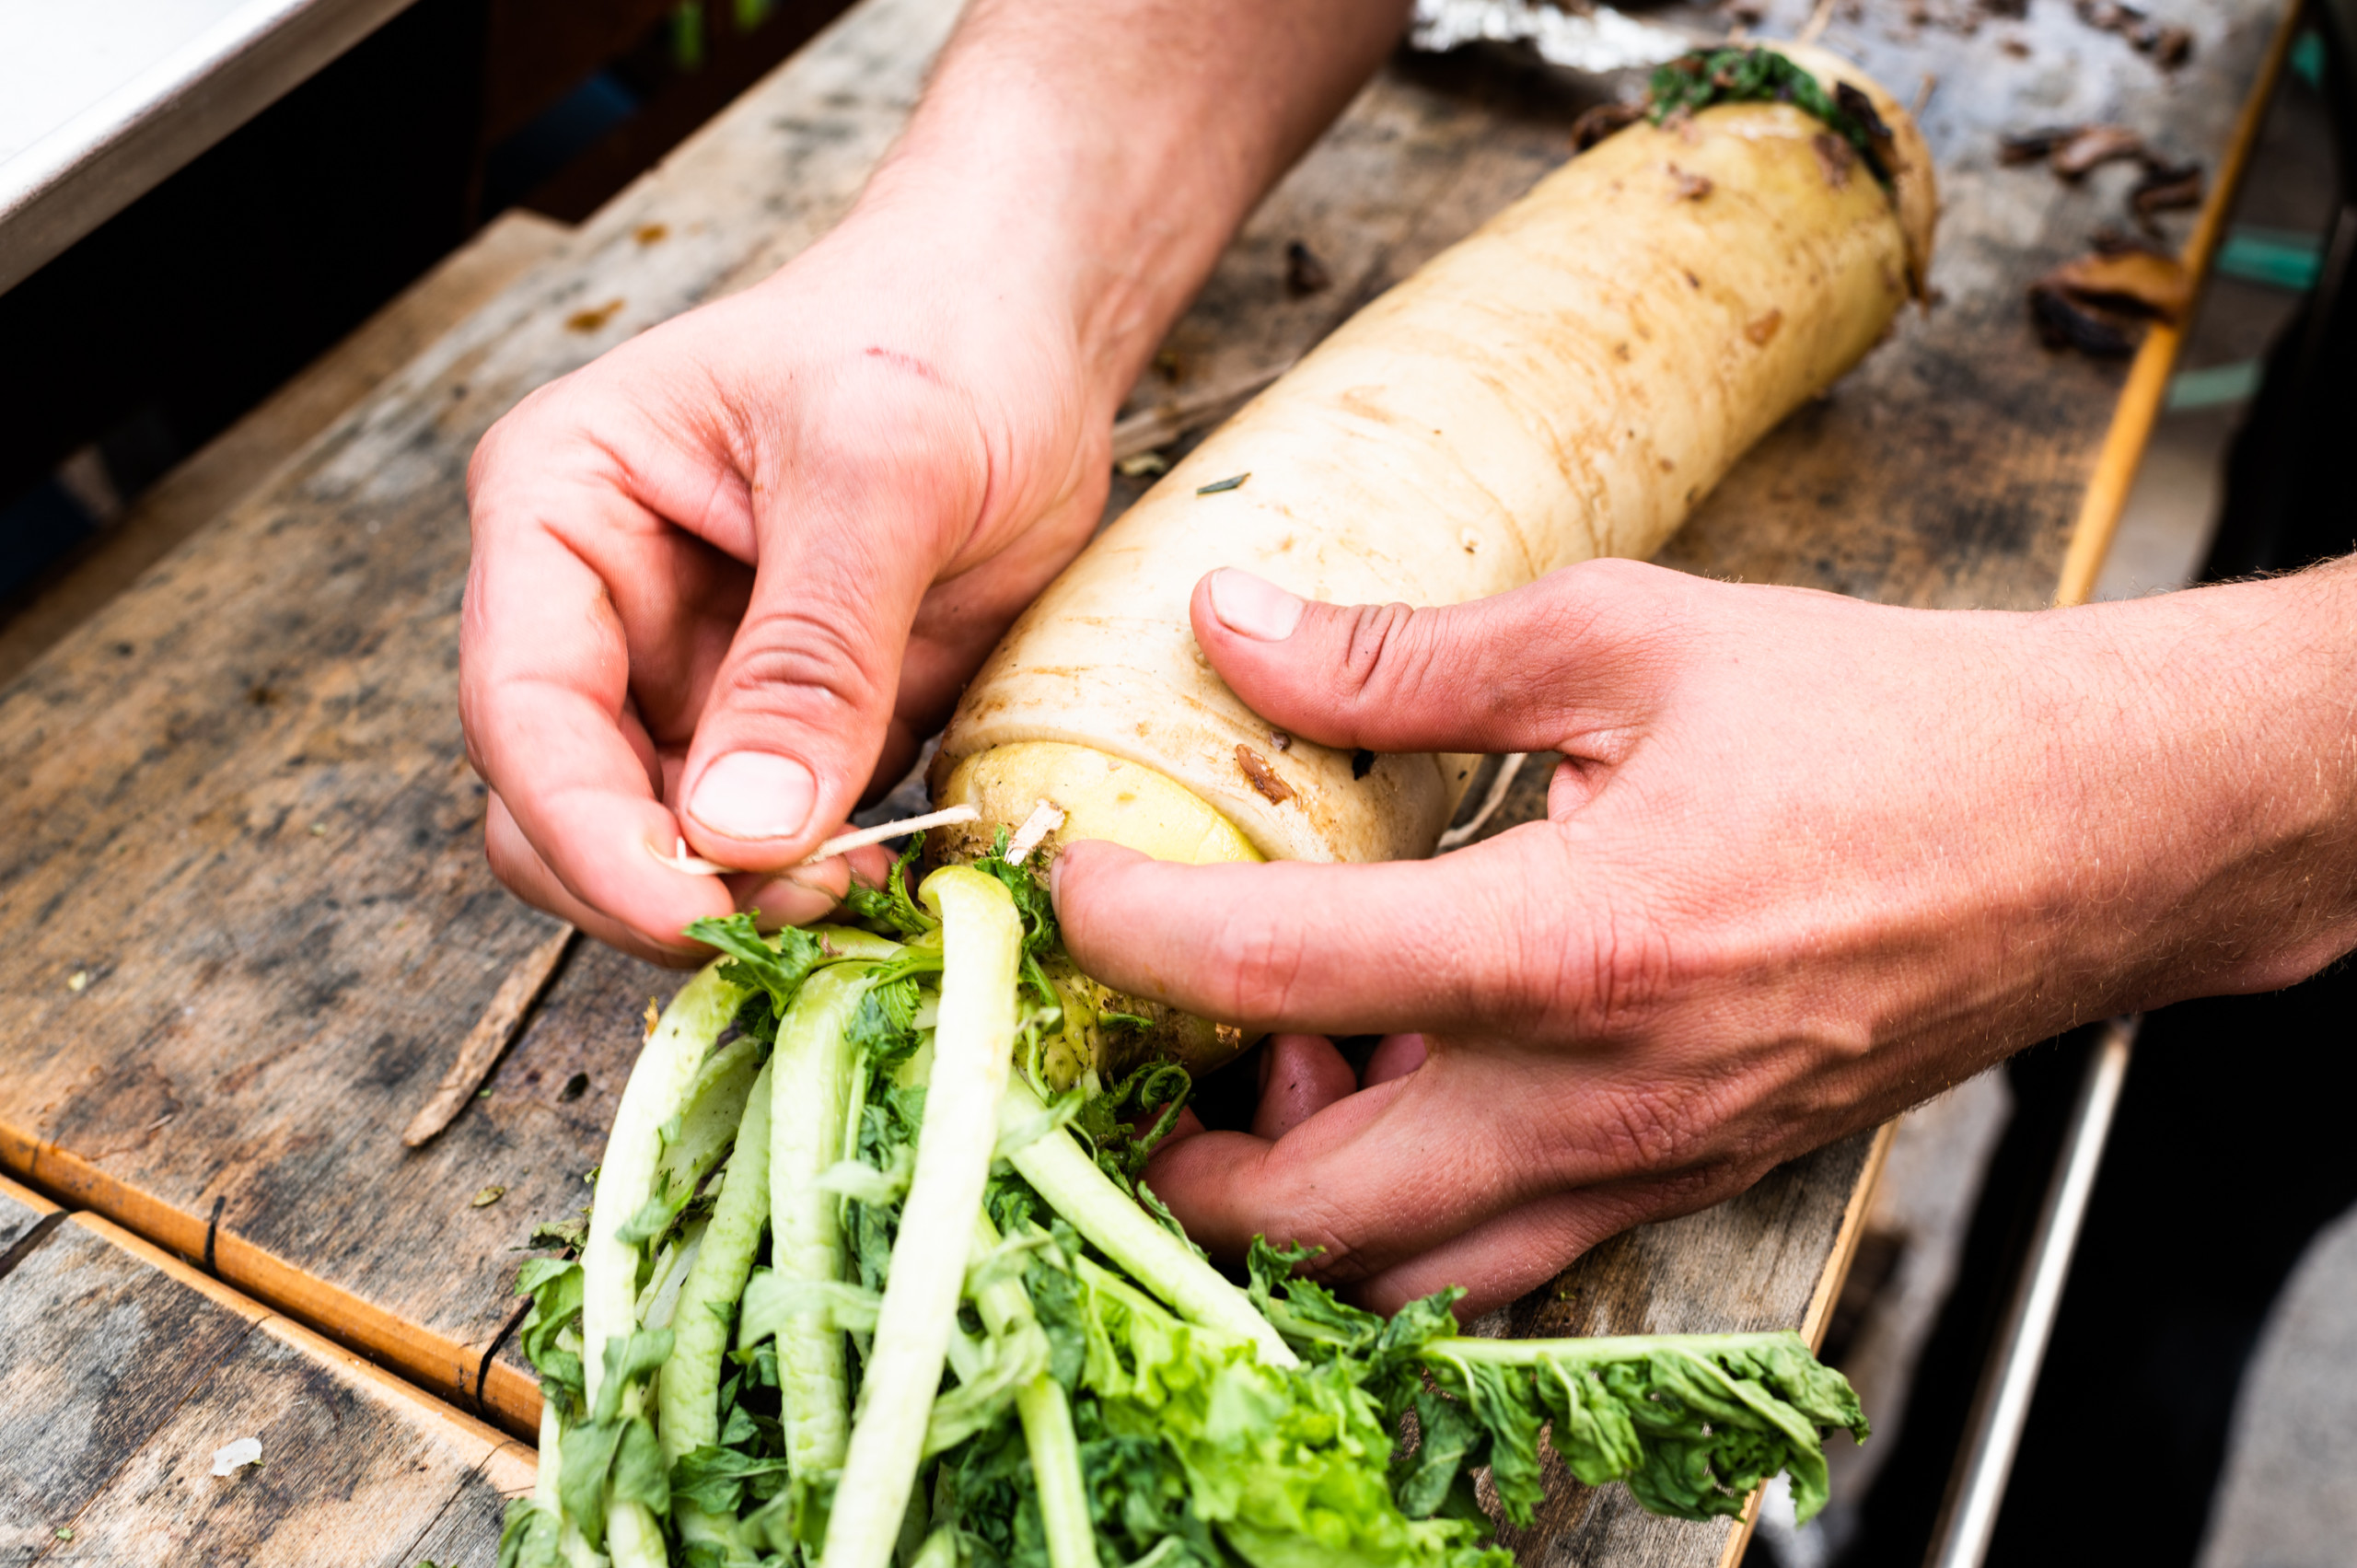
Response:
[2028,236,2192,358]
[1235,744,1295,806]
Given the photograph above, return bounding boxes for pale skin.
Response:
[462,0,2357,1317]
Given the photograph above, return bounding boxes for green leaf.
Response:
[593,1328,676,1425]
[685,913,830,1009]
[1067,1257,1505,1567]
[1246,1238,1386,1363]
[556,1417,625,1550]
[525,1216,586,1254]
[610,1417,670,1516]
[1071,1061,1192,1190]
[739,1270,883,1343]
[718,1397,761,1450]
[846,976,924,1072]
[555,1330,673,1548]
[972,832,1057,959]
[1132,1180,1205,1260]
[613,1193,679,1249]
[841,833,937,937]
[513,1260,584,1404]
[1645,47,1893,188]
[1409,1332,1867,1527]
[1393,1390,1489,1520]
[495,1500,562,1568]
[670,1443,796,1515]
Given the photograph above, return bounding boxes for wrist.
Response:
[2049,560,2357,1002]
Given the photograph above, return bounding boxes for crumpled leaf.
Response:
[2048,248,2192,322]
[513,1257,585,1404]
[1073,1257,1507,1568]
[684,913,829,1011]
[496,1499,562,1568]
[1416,1332,1869,1527]
[670,1444,795,1516]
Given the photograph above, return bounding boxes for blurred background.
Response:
[0,0,852,645]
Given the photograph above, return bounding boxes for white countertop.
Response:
[0,0,417,294]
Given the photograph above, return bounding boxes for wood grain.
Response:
[0,1207,523,1566]
[0,0,2287,1561]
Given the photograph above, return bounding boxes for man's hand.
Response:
[459,0,1411,961]
[1054,560,2357,1318]
[462,215,1104,960]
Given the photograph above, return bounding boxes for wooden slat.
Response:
[0,1209,525,1564]
[0,0,2286,1562]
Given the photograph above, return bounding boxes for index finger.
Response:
[1051,832,1583,1038]
[461,483,746,955]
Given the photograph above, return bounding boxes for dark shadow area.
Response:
[0,0,847,631]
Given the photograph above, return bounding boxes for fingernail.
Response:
[688,752,817,842]
[1208,568,1304,642]
[1048,851,1065,906]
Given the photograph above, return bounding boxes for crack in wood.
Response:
[0,1208,68,1286]
[203,1193,225,1277]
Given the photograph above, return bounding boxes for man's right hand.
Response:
[458,0,1412,963]
[460,207,1112,962]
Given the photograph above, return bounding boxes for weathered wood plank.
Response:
[0,1217,255,1561]
[0,1204,526,1565]
[0,2,2288,1563]
[0,1171,56,1259]
[0,0,972,1427]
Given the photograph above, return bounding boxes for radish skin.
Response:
[935,47,1933,867]
[821,868,1022,1568]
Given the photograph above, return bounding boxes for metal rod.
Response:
[1924,1015,2139,1568]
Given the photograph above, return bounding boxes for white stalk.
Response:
[821,867,1022,1568]
[663,1060,775,1547]
[1001,1078,1295,1367]
[583,960,748,1411]
[768,963,886,1476]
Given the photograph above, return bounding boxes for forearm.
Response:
[2069,555,2357,1004]
[849,0,1411,412]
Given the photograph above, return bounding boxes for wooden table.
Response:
[0,1172,531,1564]
[0,0,2291,1562]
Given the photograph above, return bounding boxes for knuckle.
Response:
[716,603,891,726]
[1563,889,1678,1040]
[1589,1080,1700,1176]
[1210,904,1315,1024]
[1332,601,1430,709]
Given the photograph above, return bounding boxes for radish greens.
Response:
[501,834,1867,1568]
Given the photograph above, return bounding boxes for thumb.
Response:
[1190,561,1666,756]
[678,505,938,871]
